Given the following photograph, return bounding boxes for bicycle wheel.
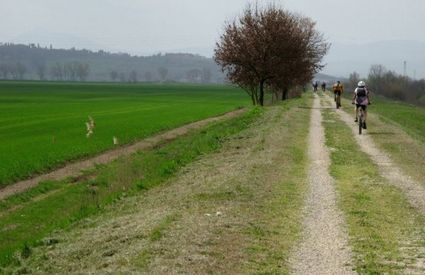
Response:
[358,109,363,135]
[359,118,362,134]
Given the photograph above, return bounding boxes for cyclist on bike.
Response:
[312,81,318,93]
[332,81,344,101]
[352,80,371,129]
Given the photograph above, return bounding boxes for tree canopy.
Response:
[214,4,329,105]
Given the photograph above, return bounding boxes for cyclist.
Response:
[352,80,371,129]
[332,81,344,102]
[312,81,318,93]
[321,81,326,92]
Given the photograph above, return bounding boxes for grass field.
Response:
[371,96,425,143]
[0,81,249,186]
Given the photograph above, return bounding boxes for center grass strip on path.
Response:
[290,94,355,274]
[322,103,425,274]
[324,95,425,216]
[0,109,245,201]
[7,95,312,274]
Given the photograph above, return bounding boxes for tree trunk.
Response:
[259,80,265,106]
[281,87,289,101]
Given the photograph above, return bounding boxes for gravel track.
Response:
[290,95,355,274]
[0,109,245,201]
[326,96,425,216]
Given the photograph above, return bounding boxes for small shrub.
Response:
[21,243,31,259]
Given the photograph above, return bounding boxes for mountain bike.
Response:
[357,106,365,134]
[335,92,341,109]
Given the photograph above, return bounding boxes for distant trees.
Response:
[0,43,225,83]
[214,4,329,105]
[365,64,425,105]
[348,71,360,89]
[48,62,89,81]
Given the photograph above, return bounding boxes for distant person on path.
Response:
[321,81,326,91]
[312,81,318,92]
[332,80,344,101]
[352,80,371,128]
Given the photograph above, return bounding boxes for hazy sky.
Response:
[1,0,425,56]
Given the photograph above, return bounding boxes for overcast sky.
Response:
[1,0,425,56]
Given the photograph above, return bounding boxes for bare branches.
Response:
[215,4,329,105]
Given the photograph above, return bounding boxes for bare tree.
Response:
[50,62,64,80]
[215,4,329,105]
[0,64,10,79]
[201,68,212,83]
[36,63,47,80]
[348,71,360,89]
[76,63,90,81]
[158,67,168,82]
[118,72,126,82]
[110,71,119,82]
[144,71,153,82]
[186,69,202,83]
[129,70,138,83]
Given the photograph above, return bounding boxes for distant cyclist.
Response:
[352,80,371,129]
[312,81,318,93]
[332,81,344,101]
[321,81,326,92]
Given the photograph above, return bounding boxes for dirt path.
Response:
[0,109,245,201]
[325,96,425,216]
[289,95,354,274]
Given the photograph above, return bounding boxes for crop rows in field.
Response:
[0,81,248,187]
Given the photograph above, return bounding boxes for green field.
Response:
[370,96,425,143]
[0,81,248,187]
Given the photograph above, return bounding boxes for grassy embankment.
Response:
[1,94,313,274]
[0,81,248,187]
[0,104,257,268]
[323,107,425,274]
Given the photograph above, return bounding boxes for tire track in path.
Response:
[325,95,425,216]
[290,95,354,274]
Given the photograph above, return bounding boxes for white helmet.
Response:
[358,81,366,87]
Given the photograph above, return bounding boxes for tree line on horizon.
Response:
[348,65,425,106]
[0,43,224,83]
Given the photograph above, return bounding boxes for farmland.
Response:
[0,81,249,187]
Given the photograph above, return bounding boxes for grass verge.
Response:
[241,95,312,273]
[0,107,259,269]
[340,95,425,186]
[323,108,425,274]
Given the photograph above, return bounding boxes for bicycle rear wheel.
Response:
[359,118,362,134]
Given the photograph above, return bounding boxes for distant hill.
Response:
[314,73,344,83]
[0,43,225,83]
[322,40,425,79]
